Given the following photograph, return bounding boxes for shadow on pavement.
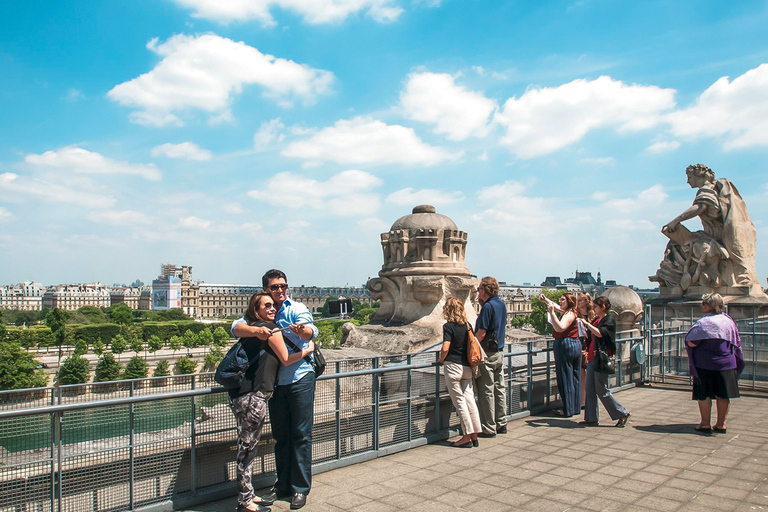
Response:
[633,423,698,434]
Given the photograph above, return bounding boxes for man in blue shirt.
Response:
[232,269,318,510]
[475,276,508,437]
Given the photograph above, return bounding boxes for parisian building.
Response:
[0,281,47,311]
[109,286,150,310]
[42,283,111,310]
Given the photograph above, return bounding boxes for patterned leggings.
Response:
[229,390,271,506]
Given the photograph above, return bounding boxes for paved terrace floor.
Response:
[185,384,768,512]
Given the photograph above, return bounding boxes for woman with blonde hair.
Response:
[438,297,482,448]
[540,292,581,418]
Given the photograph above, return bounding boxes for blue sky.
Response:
[2,0,768,289]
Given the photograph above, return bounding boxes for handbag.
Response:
[466,323,487,368]
[284,337,326,378]
[595,340,616,375]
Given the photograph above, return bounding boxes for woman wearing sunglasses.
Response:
[229,292,315,512]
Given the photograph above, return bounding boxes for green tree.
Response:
[111,334,128,359]
[45,308,71,366]
[76,305,108,324]
[168,335,182,355]
[129,333,144,356]
[94,353,123,382]
[202,346,223,372]
[0,309,6,339]
[92,339,105,356]
[0,342,48,390]
[198,328,214,353]
[124,355,149,380]
[147,335,164,354]
[157,308,190,321]
[529,289,567,335]
[73,339,88,357]
[353,307,377,325]
[315,323,337,349]
[182,330,198,355]
[174,356,197,375]
[108,303,133,325]
[212,326,229,348]
[153,359,171,377]
[56,355,90,385]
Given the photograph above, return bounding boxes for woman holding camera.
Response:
[541,293,581,418]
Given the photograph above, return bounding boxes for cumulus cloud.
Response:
[172,0,404,26]
[247,169,382,216]
[86,210,152,226]
[108,34,334,126]
[400,72,497,140]
[151,142,213,161]
[495,75,676,159]
[471,180,554,235]
[0,206,12,222]
[179,216,211,229]
[282,117,461,166]
[645,140,680,154]
[602,184,668,214]
[386,187,463,206]
[254,118,286,150]
[666,63,768,150]
[25,146,161,181]
[0,172,116,208]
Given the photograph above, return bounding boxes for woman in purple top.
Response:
[685,293,744,434]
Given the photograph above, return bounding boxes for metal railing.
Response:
[2,315,765,512]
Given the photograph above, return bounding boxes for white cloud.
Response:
[108,34,334,126]
[254,118,286,150]
[25,146,161,181]
[64,88,85,102]
[400,72,497,140]
[386,187,463,206]
[603,184,668,214]
[151,142,213,161]
[0,172,116,208]
[357,217,389,232]
[247,169,382,216]
[579,157,615,165]
[645,140,680,154]
[223,203,245,214]
[179,216,211,229]
[172,0,404,26]
[0,206,12,222]
[591,191,609,201]
[471,180,554,235]
[86,210,152,226]
[495,75,676,158]
[208,108,234,125]
[666,63,768,150]
[282,117,461,166]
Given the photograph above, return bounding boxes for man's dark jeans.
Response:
[268,372,316,495]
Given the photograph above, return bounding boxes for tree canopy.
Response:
[0,342,48,390]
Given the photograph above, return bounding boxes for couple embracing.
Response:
[228,269,318,512]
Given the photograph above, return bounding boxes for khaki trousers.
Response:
[474,350,507,435]
[444,362,482,435]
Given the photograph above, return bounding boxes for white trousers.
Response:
[444,362,482,435]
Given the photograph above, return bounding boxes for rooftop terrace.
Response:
[186,383,768,512]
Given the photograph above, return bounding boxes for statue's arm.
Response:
[662,203,707,234]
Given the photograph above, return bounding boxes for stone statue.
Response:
[343,205,479,353]
[651,164,763,298]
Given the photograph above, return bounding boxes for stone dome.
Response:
[603,286,644,316]
[390,205,458,232]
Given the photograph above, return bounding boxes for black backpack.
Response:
[214,338,262,390]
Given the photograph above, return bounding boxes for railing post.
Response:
[190,374,197,496]
[406,354,412,443]
[56,384,63,512]
[753,307,757,391]
[661,306,666,383]
[546,339,551,407]
[644,303,651,383]
[372,358,380,452]
[434,351,441,433]
[129,380,135,510]
[335,361,341,461]
[50,388,57,512]
[526,342,533,412]
[505,343,512,416]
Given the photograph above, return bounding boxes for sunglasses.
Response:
[269,283,289,291]
[261,302,276,310]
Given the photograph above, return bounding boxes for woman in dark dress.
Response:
[685,293,744,434]
[438,297,481,448]
[540,292,581,418]
[230,293,315,512]
[578,296,630,427]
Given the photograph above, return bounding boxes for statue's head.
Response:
[685,164,716,186]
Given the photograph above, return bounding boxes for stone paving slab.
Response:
[183,384,768,512]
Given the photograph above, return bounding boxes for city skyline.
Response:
[2,2,768,288]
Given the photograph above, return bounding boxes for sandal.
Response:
[694,426,712,434]
[615,412,630,427]
[553,409,566,417]
[713,426,727,433]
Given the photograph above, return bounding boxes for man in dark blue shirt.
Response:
[475,276,508,437]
